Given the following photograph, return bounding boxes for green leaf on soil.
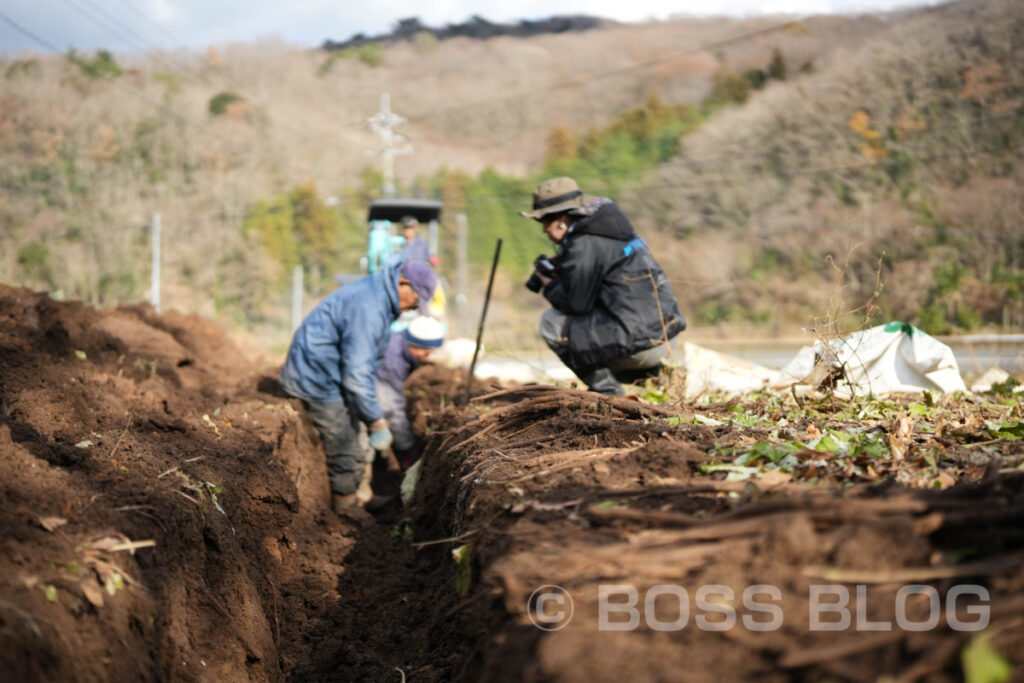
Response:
[104,571,124,596]
[664,416,682,427]
[990,377,1021,395]
[827,429,853,444]
[849,435,890,458]
[730,413,759,428]
[74,349,87,360]
[389,522,413,540]
[987,421,1024,440]
[42,584,58,602]
[641,388,669,404]
[962,633,1012,683]
[811,434,842,454]
[907,402,929,416]
[746,441,801,465]
[452,544,473,597]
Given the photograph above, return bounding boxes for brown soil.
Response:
[406,385,1024,682]
[0,284,360,681]
[2,284,1023,682]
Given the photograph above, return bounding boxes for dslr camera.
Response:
[524,255,556,292]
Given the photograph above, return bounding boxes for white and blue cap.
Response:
[405,316,445,349]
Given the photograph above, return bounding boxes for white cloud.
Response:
[147,0,179,25]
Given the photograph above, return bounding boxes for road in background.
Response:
[473,335,1024,385]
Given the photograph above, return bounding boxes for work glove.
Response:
[368,419,393,452]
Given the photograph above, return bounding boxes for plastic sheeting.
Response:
[678,342,785,399]
[779,322,967,396]
[430,323,969,399]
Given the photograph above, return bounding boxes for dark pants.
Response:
[302,398,370,496]
[540,308,675,395]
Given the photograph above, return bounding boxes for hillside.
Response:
[634,0,1023,335]
[0,0,1021,351]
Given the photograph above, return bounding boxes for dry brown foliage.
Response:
[0,0,1020,350]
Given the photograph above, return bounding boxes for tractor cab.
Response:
[364,198,446,324]
[364,198,442,273]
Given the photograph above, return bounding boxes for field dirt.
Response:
[409,384,1024,681]
[2,283,1023,681]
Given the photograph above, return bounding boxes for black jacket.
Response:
[543,200,685,369]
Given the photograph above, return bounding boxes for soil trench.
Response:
[2,285,1023,681]
[0,285,472,682]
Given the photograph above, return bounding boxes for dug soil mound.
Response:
[0,285,355,681]
[403,384,1024,681]
[2,284,1023,681]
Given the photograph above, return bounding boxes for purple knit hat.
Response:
[400,261,437,313]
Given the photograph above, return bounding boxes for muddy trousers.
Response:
[302,398,372,496]
[540,308,674,396]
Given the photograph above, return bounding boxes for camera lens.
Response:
[525,273,543,292]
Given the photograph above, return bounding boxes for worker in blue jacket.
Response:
[279,258,437,512]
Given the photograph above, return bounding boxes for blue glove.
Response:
[369,425,393,452]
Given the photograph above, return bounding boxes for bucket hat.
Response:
[520,176,589,220]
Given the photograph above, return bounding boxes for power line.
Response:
[0,8,193,124]
[61,0,151,54]
[19,6,884,195]
[6,7,1017,212]
[68,0,230,90]
[0,8,363,197]
[45,0,370,167]
[110,0,184,51]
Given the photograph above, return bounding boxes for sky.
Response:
[0,0,936,55]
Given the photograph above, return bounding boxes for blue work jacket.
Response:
[279,259,404,423]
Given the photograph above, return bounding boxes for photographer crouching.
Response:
[521,177,686,395]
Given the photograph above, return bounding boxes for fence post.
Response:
[150,213,161,313]
[456,212,469,337]
[291,265,304,332]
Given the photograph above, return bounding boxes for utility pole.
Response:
[366,92,411,198]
